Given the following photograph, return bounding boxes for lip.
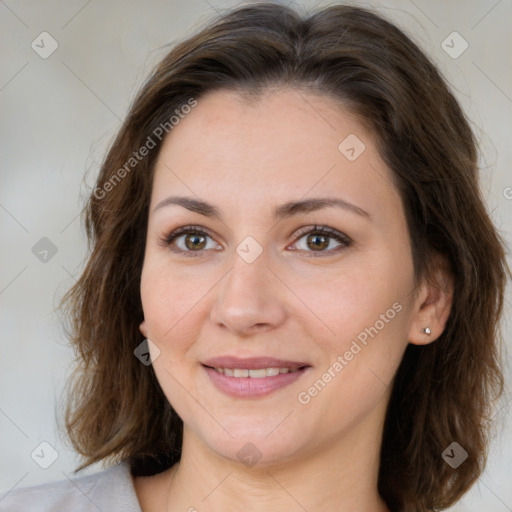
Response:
[202,356,312,399]
[202,356,310,370]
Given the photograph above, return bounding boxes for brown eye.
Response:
[160,226,221,257]
[292,225,352,256]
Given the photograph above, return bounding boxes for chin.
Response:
[195,421,311,469]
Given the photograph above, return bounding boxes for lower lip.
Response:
[203,365,309,399]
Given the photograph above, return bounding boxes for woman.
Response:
[1,2,508,511]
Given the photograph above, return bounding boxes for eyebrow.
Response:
[153,195,370,220]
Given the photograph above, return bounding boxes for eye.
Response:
[159,225,221,257]
[290,225,352,256]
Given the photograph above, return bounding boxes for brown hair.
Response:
[58,3,510,511]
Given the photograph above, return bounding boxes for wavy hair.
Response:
[58,3,509,511]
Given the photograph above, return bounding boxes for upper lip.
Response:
[202,356,311,370]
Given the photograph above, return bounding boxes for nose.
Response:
[209,248,288,337]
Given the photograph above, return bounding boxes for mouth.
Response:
[201,356,312,398]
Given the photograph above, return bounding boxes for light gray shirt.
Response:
[0,461,142,511]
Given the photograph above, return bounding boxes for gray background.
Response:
[1,0,511,510]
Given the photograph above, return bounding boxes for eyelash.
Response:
[158,224,352,258]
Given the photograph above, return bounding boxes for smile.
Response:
[202,364,310,398]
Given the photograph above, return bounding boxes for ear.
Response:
[139,319,149,338]
[408,253,454,345]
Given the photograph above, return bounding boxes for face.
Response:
[139,88,426,467]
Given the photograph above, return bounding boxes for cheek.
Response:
[140,259,212,345]
[300,257,410,344]
[140,262,203,415]
[298,303,409,434]
[298,255,413,408]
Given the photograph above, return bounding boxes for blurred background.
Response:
[1,0,511,510]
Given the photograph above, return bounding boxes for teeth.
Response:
[213,367,300,377]
[247,368,267,378]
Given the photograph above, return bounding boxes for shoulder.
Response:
[0,461,142,512]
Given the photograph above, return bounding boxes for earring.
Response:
[421,327,431,335]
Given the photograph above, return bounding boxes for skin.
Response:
[135,88,453,511]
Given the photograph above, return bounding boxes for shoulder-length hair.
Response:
[59,3,509,511]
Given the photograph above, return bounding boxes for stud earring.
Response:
[421,327,431,335]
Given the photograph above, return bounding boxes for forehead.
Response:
[150,88,402,223]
